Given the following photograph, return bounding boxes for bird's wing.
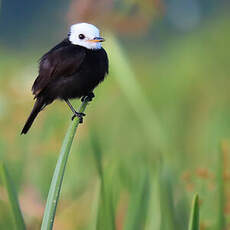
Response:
[32,40,86,97]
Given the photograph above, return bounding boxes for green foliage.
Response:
[188,194,199,230]
[105,34,167,153]
[41,98,90,230]
[123,172,149,230]
[216,144,226,230]
[0,163,25,230]
[91,132,116,230]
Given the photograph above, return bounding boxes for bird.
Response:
[21,23,108,134]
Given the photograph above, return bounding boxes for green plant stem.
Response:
[41,98,90,230]
[188,194,199,230]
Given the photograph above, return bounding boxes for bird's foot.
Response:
[71,112,86,123]
[81,92,95,102]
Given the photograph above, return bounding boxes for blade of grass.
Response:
[188,194,199,230]
[0,163,26,230]
[104,33,167,153]
[90,131,104,184]
[87,179,101,230]
[216,143,226,230]
[41,97,90,230]
[124,172,150,230]
[159,168,177,230]
[90,132,116,230]
[145,168,161,230]
[96,180,116,230]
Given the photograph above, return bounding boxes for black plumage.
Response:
[21,38,108,134]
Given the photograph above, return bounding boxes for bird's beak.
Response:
[89,37,105,43]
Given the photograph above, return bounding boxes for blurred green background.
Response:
[0,0,230,229]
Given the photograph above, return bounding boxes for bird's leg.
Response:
[65,99,85,122]
[81,92,95,102]
[40,103,47,111]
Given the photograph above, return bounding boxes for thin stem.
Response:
[41,97,90,230]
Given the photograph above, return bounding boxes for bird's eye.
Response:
[78,34,85,40]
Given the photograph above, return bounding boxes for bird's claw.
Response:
[71,112,86,123]
[81,92,95,102]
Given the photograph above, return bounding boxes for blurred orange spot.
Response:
[223,171,230,180]
[181,171,191,182]
[196,168,211,180]
[186,183,194,192]
[200,222,207,230]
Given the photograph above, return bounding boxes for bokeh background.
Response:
[0,0,230,229]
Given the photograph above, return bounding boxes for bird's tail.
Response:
[21,98,45,134]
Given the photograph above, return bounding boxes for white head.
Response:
[68,23,104,50]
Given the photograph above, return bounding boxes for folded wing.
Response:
[32,39,86,97]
